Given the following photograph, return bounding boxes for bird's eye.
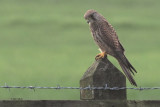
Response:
[90,14,95,20]
[90,14,93,18]
[87,20,90,24]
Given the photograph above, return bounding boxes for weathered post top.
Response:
[80,57,126,100]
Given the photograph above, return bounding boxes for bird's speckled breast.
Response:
[90,23,115,56]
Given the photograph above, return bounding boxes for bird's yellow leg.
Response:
[95,52,107,60]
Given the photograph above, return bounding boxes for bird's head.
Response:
[84,9,102,24]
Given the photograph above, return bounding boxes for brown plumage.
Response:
[84,9,137,86]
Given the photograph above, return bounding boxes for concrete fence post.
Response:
[80,57,126,100]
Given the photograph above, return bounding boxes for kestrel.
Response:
[84,9,137,86]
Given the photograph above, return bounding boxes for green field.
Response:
[0,0,160,100]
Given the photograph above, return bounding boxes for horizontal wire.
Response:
[0,83,160,91]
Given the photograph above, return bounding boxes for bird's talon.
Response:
[95,52,106,60]
[95,55,101,61]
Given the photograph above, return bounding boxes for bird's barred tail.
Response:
[116,54,137,86]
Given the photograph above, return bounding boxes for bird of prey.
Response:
[84,9,137,86]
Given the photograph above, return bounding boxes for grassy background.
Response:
[0,0,160,100]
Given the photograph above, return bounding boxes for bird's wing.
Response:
[98,20,125,52]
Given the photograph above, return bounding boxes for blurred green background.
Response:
[0,0,160,100]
